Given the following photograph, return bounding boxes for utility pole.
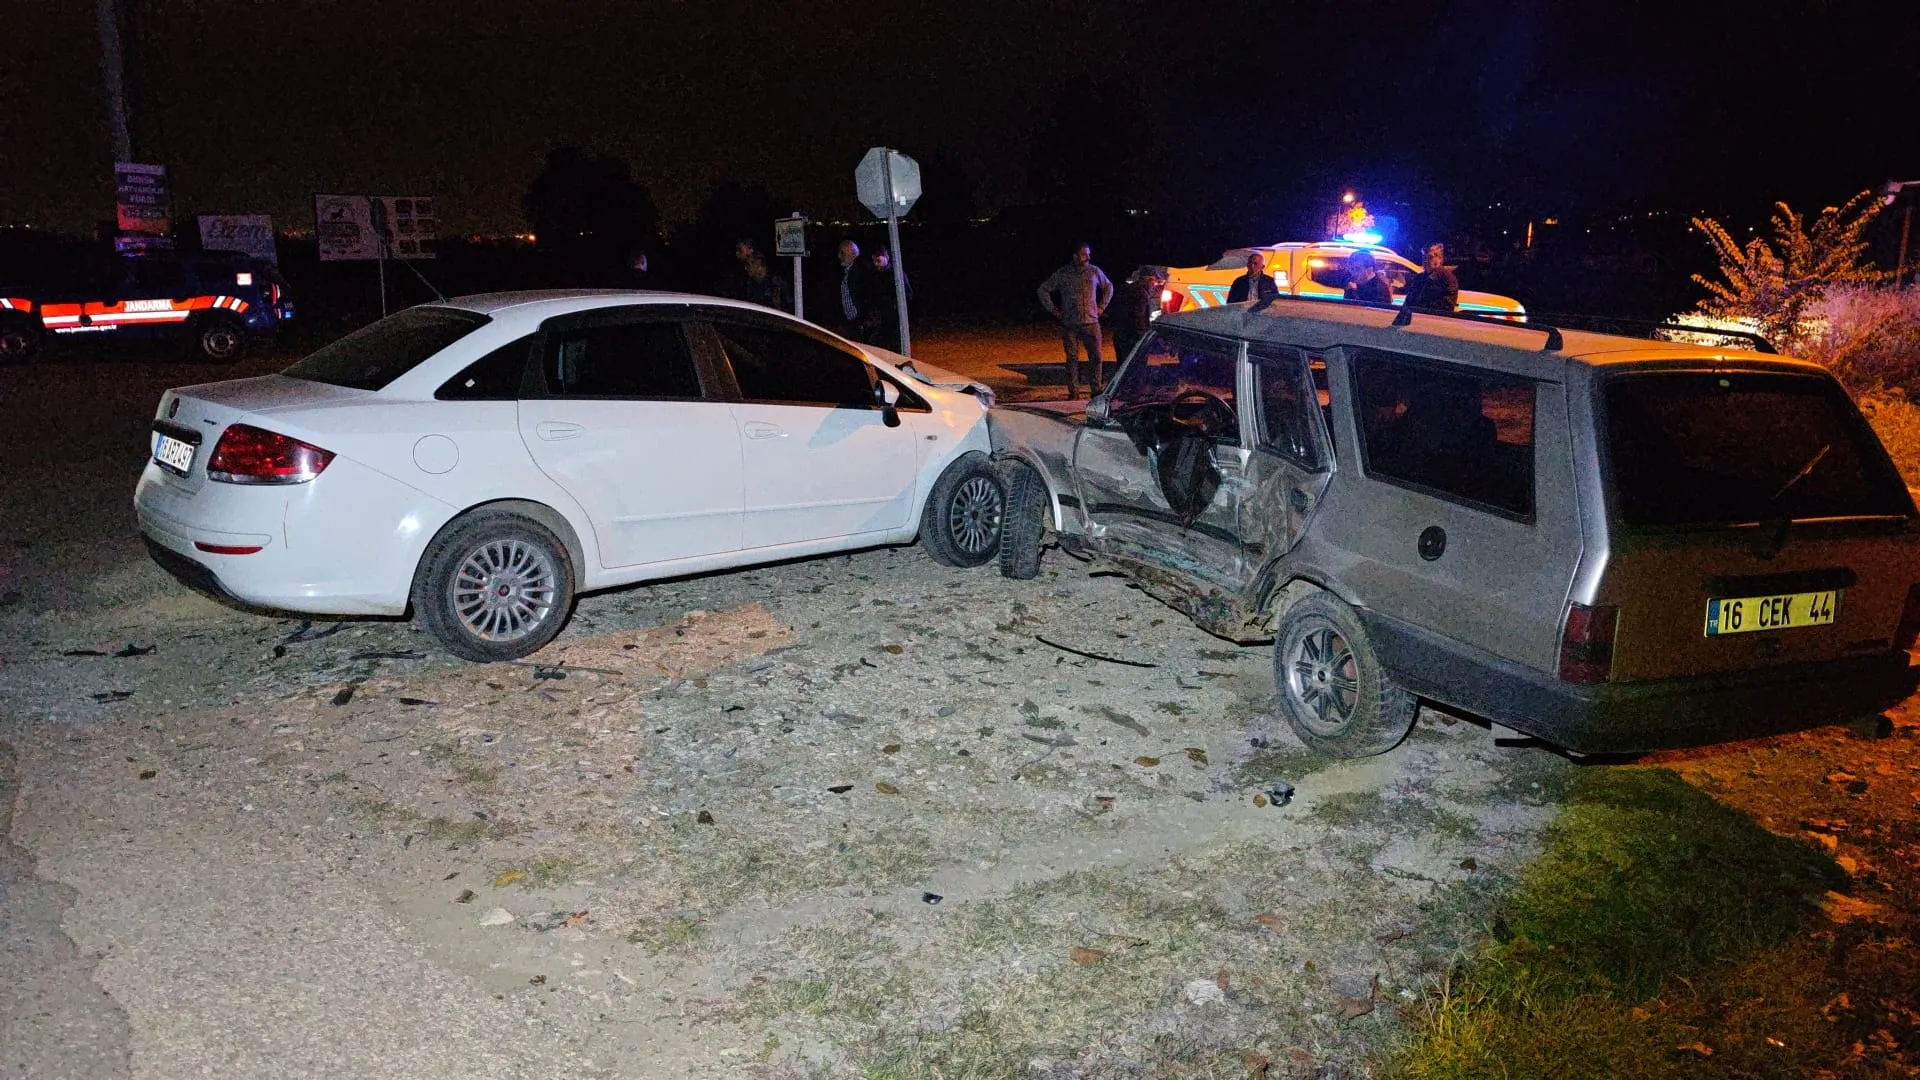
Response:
[96,0,133,163]
[1886,181,1918,289]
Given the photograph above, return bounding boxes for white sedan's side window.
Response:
[713,320,875,408]
[547,321,702,400]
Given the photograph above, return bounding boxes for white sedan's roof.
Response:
[438,289,780,319]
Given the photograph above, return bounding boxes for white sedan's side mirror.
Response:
[877,378,902,427]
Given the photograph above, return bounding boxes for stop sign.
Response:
[855,148,920,219]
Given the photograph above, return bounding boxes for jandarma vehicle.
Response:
[136,291,1005,661]
[990,296,1920,756]
[1,250,292,364]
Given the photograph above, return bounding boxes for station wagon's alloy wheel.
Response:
[1273,594,1416,757]
[1286,624,1359,733]
[414,511,576,662]
[921,453,1005,568]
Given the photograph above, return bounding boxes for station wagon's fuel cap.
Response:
[1417,526,1447,561]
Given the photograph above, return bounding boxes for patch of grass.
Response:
[670,823,936,903]
[1385,766,1851,1079]
[423,816,493,846]
[739,842,1401,1077]
[1311,790,1479,843]
[349,797,422,829]
[320,771,349,783]
[494,853,583,889]
[625,912,708,956]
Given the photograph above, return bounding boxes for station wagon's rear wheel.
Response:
[1274,594,1416,757]
[414,511,575,662]
[921,453,1005,568]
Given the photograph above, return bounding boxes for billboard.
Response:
[315,194,437,261]
[115,162,171,249]
[198,214,278,264]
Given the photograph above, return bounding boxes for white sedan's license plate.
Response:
[153,433,196,475]
[1704,590,1837,636]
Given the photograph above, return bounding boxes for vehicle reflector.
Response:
[206,424,335,484]
[194,541,263,555]
[1896,584,1920,652]
[1558,602,1618,683]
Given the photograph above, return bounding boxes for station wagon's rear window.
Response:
[1603,371,1912,527]
[283,307,489,391]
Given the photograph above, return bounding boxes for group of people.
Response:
[1034,241,1464,398]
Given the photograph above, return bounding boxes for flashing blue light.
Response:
[1340,230,1384,246]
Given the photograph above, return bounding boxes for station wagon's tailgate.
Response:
[1593,369,1920,683]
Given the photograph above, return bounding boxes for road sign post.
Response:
[856,148,921,356]
[775,214,808,319]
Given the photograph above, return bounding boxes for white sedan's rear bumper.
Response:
[134,455,455,616]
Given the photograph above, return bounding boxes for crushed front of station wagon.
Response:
[991,297,1920,757]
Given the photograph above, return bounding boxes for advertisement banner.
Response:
[197,214,278,264]
[115,161,171,237]
[315,195,436,261]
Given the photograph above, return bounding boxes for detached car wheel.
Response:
[920,453,1005,568]
[1274,594,1416,757]
[998,459,1046,580]
[197,315,247,363]
[414,511,575,662]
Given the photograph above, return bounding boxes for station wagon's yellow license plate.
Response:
[1704,591,1838,636]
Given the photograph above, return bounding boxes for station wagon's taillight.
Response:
[207,424,334,484]
[1895,584,1920,653]
[1558,602,1618,683]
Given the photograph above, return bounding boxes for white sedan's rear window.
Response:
[283,307,489,391]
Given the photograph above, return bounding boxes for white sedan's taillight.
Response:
[206,424,335,484]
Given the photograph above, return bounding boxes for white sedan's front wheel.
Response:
[920,453,1005,568]
[414,511,575,662]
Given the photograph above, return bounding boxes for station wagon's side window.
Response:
[547,320,702,399]
[713,319,875,408]
[1250,347,1325,469]
[1352,349,1536,517]
[1110,329,1240,441]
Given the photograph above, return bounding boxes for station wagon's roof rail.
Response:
[1254,292,1565,351]
[1521,311,1778,354]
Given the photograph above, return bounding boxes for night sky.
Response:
[3,0,1916,238]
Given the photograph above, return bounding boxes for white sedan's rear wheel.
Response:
[414,511,574,661]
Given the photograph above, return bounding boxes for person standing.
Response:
[1343,250,1393,305]
[860,247,911,353]
[719,238,759,300]
[1036,242,1114,398]
[1401,243,1460,314]
[832,239,868,339]
[624,248,656,290]
[1111,265,1163,369]
[742,250,790,310]
[1226,250,1280,304]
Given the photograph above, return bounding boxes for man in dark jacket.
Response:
[1342,250,1393,305]
[830,239,869,339]
[1401,243,1460,313]
[1111,266,1163,368]
[1226,250,1281,304]
[859,247,910,353]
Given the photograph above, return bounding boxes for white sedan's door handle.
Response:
[743,421,787,440]
[536,421,584,441]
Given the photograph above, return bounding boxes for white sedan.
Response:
[135,291,1005,660]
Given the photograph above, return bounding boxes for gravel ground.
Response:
[0,330,1569,1078]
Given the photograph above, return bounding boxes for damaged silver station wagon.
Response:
[990,297,1920,756]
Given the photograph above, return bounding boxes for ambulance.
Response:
[1156,241,1526,320]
